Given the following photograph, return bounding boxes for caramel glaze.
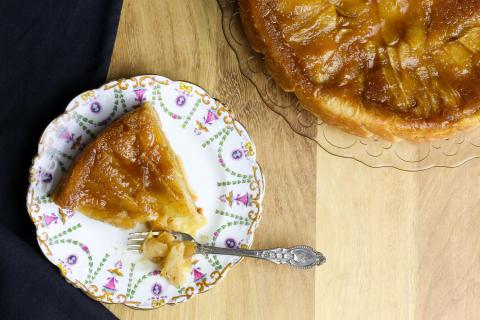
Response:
[52,103,205,233]
[239,0,480,141]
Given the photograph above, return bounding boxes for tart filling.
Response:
[142,232,196,286]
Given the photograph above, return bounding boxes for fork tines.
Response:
[129,231,161,237]
[127,244,142,252]
[127,231,158,252]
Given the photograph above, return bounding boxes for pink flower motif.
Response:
[234,193,250,206]
[42,213,58,227]
[193,268,205,282]
[203,110,218,125]
[152,270,160,276]
[213,231,219,237]
[134,89,146,102]
[57,127,74,143]
[103,276,117,292]
[81,245,89,252]
[172,114,177,119]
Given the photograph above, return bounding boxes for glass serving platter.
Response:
[218,0,480,171]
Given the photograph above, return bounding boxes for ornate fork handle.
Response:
[197,245,326,269]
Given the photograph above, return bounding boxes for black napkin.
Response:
[0,1,122,318]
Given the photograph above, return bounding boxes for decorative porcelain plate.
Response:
[26,75,265,309]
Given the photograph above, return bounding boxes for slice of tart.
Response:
[52,102,206,234]
[142,232,196,286]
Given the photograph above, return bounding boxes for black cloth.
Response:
[0,1,122,318]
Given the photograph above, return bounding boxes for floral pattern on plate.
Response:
[27,75,265,309]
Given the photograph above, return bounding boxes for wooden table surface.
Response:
[106,1,480,319]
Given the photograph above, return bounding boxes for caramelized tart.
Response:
[142,232,196,286]
[52,103,206,234]
[239,0,480,141]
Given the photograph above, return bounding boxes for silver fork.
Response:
[128,231,326,269]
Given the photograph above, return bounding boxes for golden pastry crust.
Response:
[239,0,480,141]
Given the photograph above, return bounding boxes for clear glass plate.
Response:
[218,0,480,171]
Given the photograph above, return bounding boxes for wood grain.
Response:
[107,1,480,319]
[316,151,480,320]
[106,1,316,319]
